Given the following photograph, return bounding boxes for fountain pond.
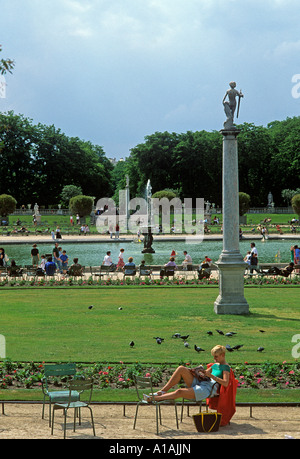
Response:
[2,239,295,268]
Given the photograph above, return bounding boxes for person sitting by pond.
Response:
[143,345,237,427]
[198,256,212,279]
[264,262,294,278]
[182,251,193,271]
[160,257,177,279]
[103,251,116,271]
[7,259,22,277]
[45,256,57,276]
[123,257,136,276]
[139,260,152,276]
[68,258,83,276]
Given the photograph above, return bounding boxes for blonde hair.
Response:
[211,345,226,356]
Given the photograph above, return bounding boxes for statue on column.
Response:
[223,82,244,129]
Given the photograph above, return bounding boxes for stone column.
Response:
[214,129,249,315]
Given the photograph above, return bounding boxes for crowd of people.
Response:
[0,241,299,280]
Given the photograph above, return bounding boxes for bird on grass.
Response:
[257,347,264,352]
[180,335,189,340]
[129,341,135,348]
[154,337,164,344]
[194,345,205,353]
[172,333,181,338]
[184,342,189,348]
[88,305,94,310]
[207,331,213,336]
[216,329,224,335]
[232,345,243,350]
[226,344,234,352]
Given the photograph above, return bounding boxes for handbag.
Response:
[193,412,222,433]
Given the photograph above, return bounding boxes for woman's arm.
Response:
[205,368,230,388]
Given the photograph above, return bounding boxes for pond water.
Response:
[2,239,296,267]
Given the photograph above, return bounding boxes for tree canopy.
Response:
[0,111,113,206]
[0,110,299,208]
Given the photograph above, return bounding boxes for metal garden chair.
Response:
[51,378,95,439]
[133,376,179,435]
[41,363,80,426]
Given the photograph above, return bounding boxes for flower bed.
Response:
[0,275,299,288]
[0,359,299,391]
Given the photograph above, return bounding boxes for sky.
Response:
[1,0,300,160]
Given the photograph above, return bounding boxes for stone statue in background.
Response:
[223,82,244,129]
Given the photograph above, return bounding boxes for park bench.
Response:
[41,363,80,426]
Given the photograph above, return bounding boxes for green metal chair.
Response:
[51,378,95,439]
[133,376,179,435]
[41,363,80,426]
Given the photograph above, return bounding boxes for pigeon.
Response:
[216,329,224,335]
[259,330,266,333]
[207,331,213,336]
[257,347,264,352]
[225,332,234,337]
[232,345,243,350]
[180,335,189,340]
[118,307,123,310]
[172,333,181,338]
[194,345,205,353]
[88,305,94,310]
[226,344,234,352]
[184,342,189,348]
[154,337,164,344]
[129,341,135,347]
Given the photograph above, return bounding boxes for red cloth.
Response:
[206,363,238,426]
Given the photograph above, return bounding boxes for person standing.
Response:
[31,244,40,267]
[117,248,125,270]
[52,242,62,273]
[250,242,259,274]
[294,245,300,273]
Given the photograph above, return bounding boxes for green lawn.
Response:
[0,287,299,364]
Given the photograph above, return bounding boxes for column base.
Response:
[214,255,249,315]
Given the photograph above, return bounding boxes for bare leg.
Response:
[154,387,196,401]
[160,366,194,393]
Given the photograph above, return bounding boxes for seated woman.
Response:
[123,257,136,275]
[7,260,22,277]
[139,260,151,276]
[266,262,294,277]
[160,257,177,278]
[144,345,230,403]
[68,258,83,276]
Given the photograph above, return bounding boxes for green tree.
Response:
[237,123,273,206]
[60,185,82,207]
[152,189,178,200]
[0,194,17,217]
[291,194,300,216]
[69,195,94,218]
[239,192,251,216]
[0,45,15,75]
[0,111,113,205]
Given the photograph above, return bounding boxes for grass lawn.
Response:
[0,287,299,364]
[1,387,300,403]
